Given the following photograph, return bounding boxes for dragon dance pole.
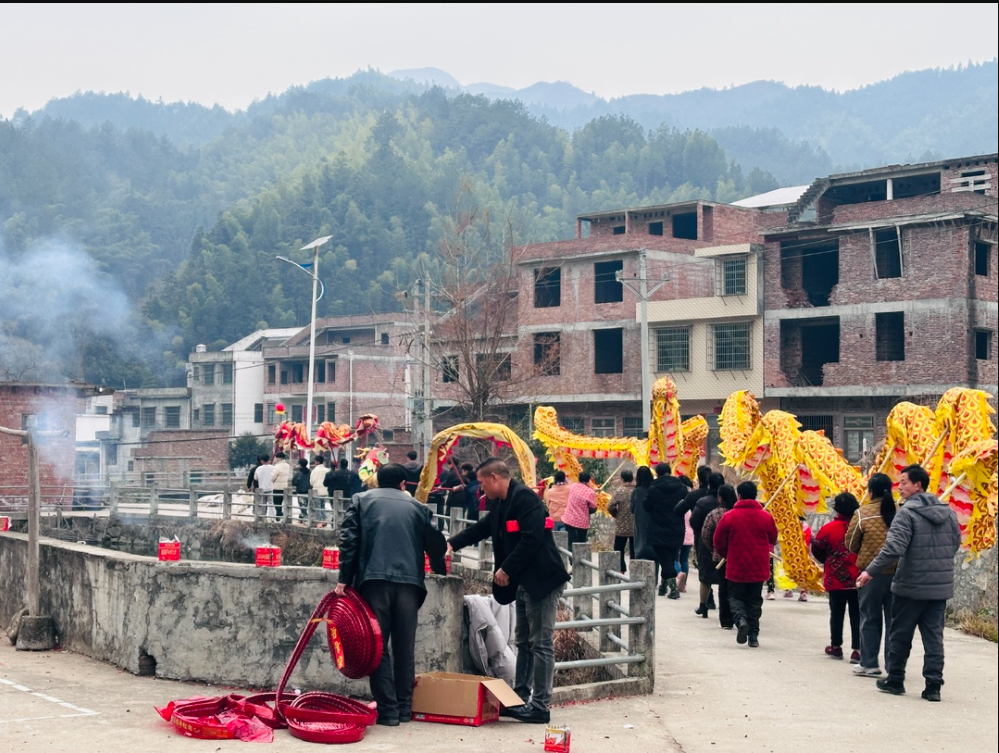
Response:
[761,465,798,510]
[938,472,967,503]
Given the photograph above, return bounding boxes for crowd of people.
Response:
[301,446,962,725]
[598,460,961,702]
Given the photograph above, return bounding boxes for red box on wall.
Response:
[0,517,9,532]
[322,547,340,570]
[255,547,282,567]
[424,553,452,574]
[158,540,181,561]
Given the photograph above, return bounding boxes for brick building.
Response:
[503,200,783,458]
[0,382,103,508]
[261,314,415,461]
[760,153,998,461]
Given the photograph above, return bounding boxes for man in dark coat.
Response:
[336,463,447,726]
[447,458,570,725]
[643,462,688,597]
[713,480,778,648]
[688,472,725,616]
[857,464,961,702]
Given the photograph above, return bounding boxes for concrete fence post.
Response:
[627,558,655,686]
[596,549,619,652]
[448,508,461,538]
[253,489,263,523]
[109,482,118,516]
[188,488,198,520]
[571,542,593,628]
[553,530,569,571]
[222,489,232,521]
[149,483,159,517]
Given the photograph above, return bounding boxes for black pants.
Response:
[565,525,588,547]
[652,545,677,585]
[828,589,860,649]
[886,595,947,686]
[613,536,634,572]
[359,581,423,721]
[727,580,764,635]
[717,563,734,628]
[273,491,284,520]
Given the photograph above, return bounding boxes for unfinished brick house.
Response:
[761,153,998,462]
[507,200,785,459]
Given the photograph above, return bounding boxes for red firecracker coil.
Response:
[0,517,9,532]
[256,547,282,567]
[544,725,572,752]
[322,547,340,570]
[158,541,181,561]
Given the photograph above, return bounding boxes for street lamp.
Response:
[277,235,332,437]
[617,249,670,430]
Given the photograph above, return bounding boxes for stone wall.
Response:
[949,546,999,618]
[0,533,463,694]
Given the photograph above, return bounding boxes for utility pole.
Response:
[422,276,433,460]
[0,424,67,650]
[617,249,670,429]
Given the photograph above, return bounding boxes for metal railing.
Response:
[439,516,654,688]
[0,481,351,532]
[554,533,655,686]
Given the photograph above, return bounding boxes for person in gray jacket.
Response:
[856,464,961,702]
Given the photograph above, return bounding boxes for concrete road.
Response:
[2,591,996,752]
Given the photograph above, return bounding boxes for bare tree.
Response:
[412,181,558,425]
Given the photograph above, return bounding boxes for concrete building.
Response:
[188,328,299,438]
[760,153,998,461]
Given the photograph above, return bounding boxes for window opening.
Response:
[875,312,905,362]
[594,260,624,303]
[594,328,624,374]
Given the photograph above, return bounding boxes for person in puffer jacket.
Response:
[845,472,898,677]
[857,464,961,703]
[713,480,778,648]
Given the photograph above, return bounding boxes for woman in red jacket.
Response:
[811,492,861,662]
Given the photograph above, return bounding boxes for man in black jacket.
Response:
[447,458,570,725]
[336,463,447,726]
[673,465,712,593]
[644,462,688,597]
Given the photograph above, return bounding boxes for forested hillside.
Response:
[1,64,995,389]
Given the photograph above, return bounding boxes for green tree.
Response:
[229,433,272,470]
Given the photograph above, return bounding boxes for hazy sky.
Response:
[2,3,996,118]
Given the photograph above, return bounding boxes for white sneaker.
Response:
[765,591,776,601]
[853,665,882,677]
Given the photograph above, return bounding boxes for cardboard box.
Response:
[158,540,181,561]
[322,547,340,570]
[411,672,522,726]
[255,546,281,567]
[545,725,571,752]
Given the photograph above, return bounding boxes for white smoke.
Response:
[0,237,157,382]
